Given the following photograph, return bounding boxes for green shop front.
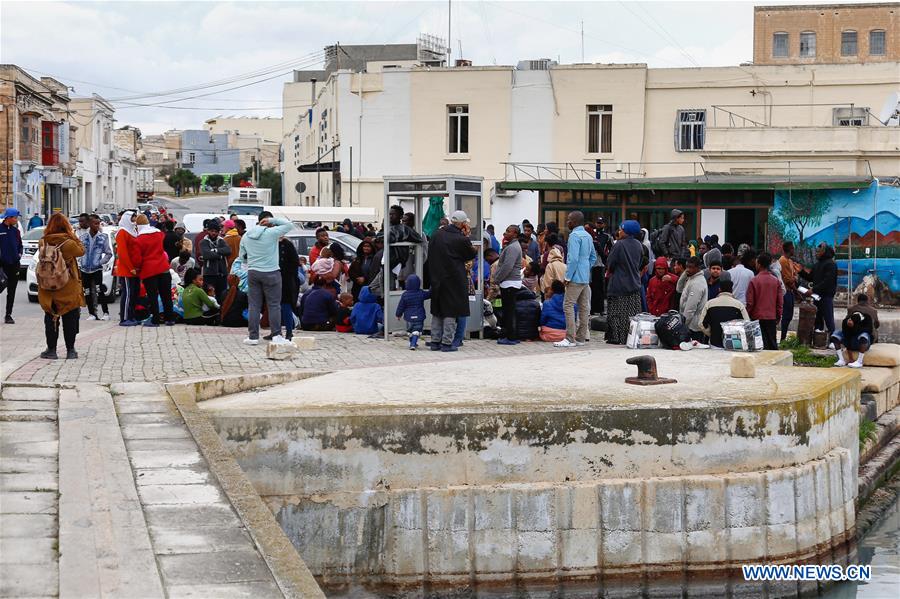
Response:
[497,175,871,250]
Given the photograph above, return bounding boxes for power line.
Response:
[621,2,701,68]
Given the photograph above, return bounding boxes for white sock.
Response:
[835,349,846,366]
[852,352,865,366]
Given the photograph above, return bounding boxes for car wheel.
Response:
[27,294,38,303]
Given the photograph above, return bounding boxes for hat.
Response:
[654,257,669,269]
[596,216,606,224]
[2,208,21,219]
[449,210,469,224]
[621,220,641,237]
[207,220,222,231]
[670,209,683,219]
[222,219,235,229]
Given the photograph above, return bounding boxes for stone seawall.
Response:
[200,349,860,586]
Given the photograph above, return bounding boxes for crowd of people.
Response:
[0,204,878,364]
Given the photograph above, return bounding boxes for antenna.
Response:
[458,39,463,59]
[581,21,585,62]
[447,0,452,67]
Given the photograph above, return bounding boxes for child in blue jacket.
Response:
[350,286,384,337]
[395,274,431,349]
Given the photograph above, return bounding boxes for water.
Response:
[325,493,900,598]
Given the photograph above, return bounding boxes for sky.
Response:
[0,0,866,135]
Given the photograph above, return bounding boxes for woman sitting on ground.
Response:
[180,268,220,326]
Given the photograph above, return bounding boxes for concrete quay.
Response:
[199,348,862,586]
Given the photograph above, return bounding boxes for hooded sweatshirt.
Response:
[540,247,567,295]
[702,248,732,284]
[679,270,708,332]
[115,211,138,277]
[131,224,170,280]
[540,292,567,330]
[238,217,294,272]
[350,286,383,335]
[396,274,431,323]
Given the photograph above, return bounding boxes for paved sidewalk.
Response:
[3,321,587,385]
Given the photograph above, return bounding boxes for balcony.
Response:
[704,126,899,158]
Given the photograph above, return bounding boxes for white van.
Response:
[227,188,271,215]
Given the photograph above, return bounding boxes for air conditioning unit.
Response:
[494,182,516,198]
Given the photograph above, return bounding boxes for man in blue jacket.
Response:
[0,208,23,324]
[555,211,596,348]
[238,211,295,346]
[78,214,114,320]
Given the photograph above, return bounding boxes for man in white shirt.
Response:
[729,250,756,304]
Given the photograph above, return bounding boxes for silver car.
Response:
[285,229,361,261]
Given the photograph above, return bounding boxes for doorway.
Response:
[726,208,767,249]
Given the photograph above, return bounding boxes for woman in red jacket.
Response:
[130,214,174,326]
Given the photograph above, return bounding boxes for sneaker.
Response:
[409,344,417,351]
[834,358,847,367]
[694,342,710,349]
[440,344,457,352]
[39,350,57,360]
[827,342,836,350]
[165,321,175,326]
[262,334,274,341]
[554,339,577,348]
[4,315,14,324]
[99,314,110,321]
[429,342,442,351]
[142,322,159,328]
[242,337,259,346]
[66,350,78,360]
[270,335,293,346]
[86,314,98,321]
[119,320,140,327]
[679,341,694,351]
[497,338,518,346]
[848,360,864,369]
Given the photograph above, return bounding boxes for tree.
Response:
[189,174,202,195]
[773,189,833,247]
[207,174,225,192]
[165,168,194,197]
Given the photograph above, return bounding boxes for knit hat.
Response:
[223,219,235,230]
[670,209,683,219]
[135,214,149,225]
[654,257,669,269]
[621,220,641,237]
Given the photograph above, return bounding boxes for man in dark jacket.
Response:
[831,297,877,368]
[659,209,687,258]
[162,221,180,261]
[590,217,613,314]
[272,237,300,340]
[199,221,231,302]
[514,287,541,340]
[427,211,477,351]
[0,208,23,324]
[801,243,838,335]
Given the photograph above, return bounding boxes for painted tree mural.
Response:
[773,189,833,247]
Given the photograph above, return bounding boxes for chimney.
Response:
[310,78,317,107]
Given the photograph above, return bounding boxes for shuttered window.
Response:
[587,105,612,153]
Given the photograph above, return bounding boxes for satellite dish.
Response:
[295,182,306,193]
[877,91,900,126]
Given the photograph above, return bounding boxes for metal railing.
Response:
[710,103,890,128]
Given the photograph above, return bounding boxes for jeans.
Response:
[780,291,795,341]
[184,312,220,326]
[81,270,109,316]
[564,282,591,343]
[2,263,19,317]
[452,316,467,347]
[814,294,835,335]
[119,276,140,322]
[143,272,174,324]
[430,315,457,346]
[500,286,518,341]
[44,308,80,352]
[281,303,295,339]
[759,319,778,350]
[248,270,282,340]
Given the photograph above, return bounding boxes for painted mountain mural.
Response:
[805,211,900,247]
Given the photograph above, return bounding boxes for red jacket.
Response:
[646,273,677,316]
[131,231,170,280]
[114,229,136,277]
[746,270,783,321]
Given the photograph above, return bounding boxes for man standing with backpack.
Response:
[652,209,687,259]
[0,208,23,324]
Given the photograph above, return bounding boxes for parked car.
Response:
[26,226,118,304]
[20,226,44,276]
[285,230,360,261]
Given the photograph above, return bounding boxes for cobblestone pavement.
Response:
[2,316,594,384]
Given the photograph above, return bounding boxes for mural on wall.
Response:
[768,181,900,300]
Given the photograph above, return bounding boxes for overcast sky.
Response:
[1,0,863,135]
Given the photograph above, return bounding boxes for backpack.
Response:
[655,310,690,349]
[35,239,72,292]
[650,226,668,257]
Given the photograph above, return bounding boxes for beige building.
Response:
[281,57,899,235]
[204,116,281,172]
[753,3,899,65]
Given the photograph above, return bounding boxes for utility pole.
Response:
[581,21,585,62]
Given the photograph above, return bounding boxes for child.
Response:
[395,274,430,350]
[646,257,677,316]
[335,293,354,333]
[539,280,567,342]
[170,250,195,285]
[522,260,541,294]
[350,286,384,337]
[181,268,220,326]
[310,247,335,279]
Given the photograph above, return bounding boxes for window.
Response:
[773,32,789,57]
[870,30,886,56]
[841,30,857,56]
[447,105,469,154]
[833,106,869,126]
[800,31,816,57]
[188,152,196,164]
[587,104,613,153]
[676,110,706,151]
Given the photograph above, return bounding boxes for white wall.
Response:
[700,208,727,241]
[490,191,538,230]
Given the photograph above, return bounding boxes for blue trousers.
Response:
[452,316,468,348]
[281,303,295,338]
